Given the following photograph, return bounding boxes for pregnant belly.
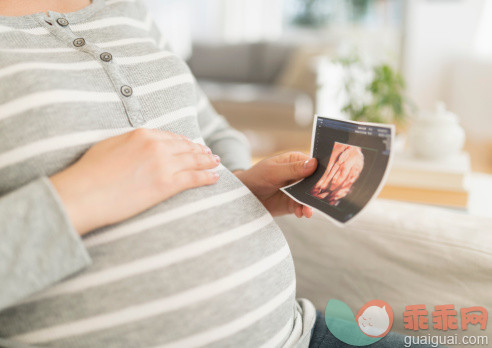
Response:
[1,171,297,347]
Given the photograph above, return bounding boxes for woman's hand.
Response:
[50,129,221,236]
[235,152,317,218]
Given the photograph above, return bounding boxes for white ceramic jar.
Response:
[408,102,466,159]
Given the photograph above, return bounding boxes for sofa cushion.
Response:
[188,42,295,84]
[198,79,308,106]
[188,43,254,82]
[275,199,492,339]
[251,42,296,84]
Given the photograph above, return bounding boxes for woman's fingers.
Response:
[289,198,303,218]
[129,129,211,156]
[293,203,313,218]
[273,151,311,165]
[175,153,221,171]
[153,129,189,141]
[294,205,303,218]
[165,139,210,155]
[132,128,187,141]
[302,205,313,218]
[174,170,220,191]
[288,198,296,214]
[272,157,317,186]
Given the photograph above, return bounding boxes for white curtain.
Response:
[144,0,193,59]
[220,0,284,43]
[144,0,285,55]
[474,0,492,57]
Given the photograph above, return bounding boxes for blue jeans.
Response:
[309,311,440,348]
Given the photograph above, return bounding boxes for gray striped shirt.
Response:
[0,0,315,347]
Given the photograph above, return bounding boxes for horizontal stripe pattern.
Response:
[97,37,155,48]
[201,117,224,139]
[0,24,49,36]
[24,214,273,303]
[156,281,296,348]
[258,317,295,348]
[0,61,101,79]
[13,245,291,344]
[0,38,156,54]
[71,13,152,32]
[0,51,173,80]
[0,106,197,170]
[84,185,251,247]
[0,0,304,346]
[133,73,194,96]
[0,47,76,54]
[0,73,194,121]
[0,14,151,38]
[207,128,250,146]
[0,12,150,38]
[0,90,119,122]
[114,50,173,65]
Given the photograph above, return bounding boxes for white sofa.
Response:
[275,198,492,342]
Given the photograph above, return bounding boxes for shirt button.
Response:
[121,85,133,97]
[73,38,86,47]
[56,18,69,27]
[100,52,113,62]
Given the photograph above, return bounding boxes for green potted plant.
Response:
[339,57,413,129]
[290,0,330,28]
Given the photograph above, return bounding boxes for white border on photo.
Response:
[280,114,395,227]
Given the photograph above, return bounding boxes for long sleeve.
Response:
[195,86,252,172]
[143,1,252,172]
[0,2,305,346]
[0,177,91,311]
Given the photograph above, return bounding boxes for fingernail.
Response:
[213,155,221,163]
[210,171,219,179]
[204,146,212,154]
[304,158,315,169]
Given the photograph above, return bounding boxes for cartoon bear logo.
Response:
[356,300,394,338]
[325,299,394,346]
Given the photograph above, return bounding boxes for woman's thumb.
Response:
[284,157,317,182]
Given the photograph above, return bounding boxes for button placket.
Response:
[36,12,145,128]
[128,110,146,127]
[73,38,86,47]
[121,85,133,97]
[56,18,69,27]
[100,52,113,62]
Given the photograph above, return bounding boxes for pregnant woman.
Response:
[0,1,419,347]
